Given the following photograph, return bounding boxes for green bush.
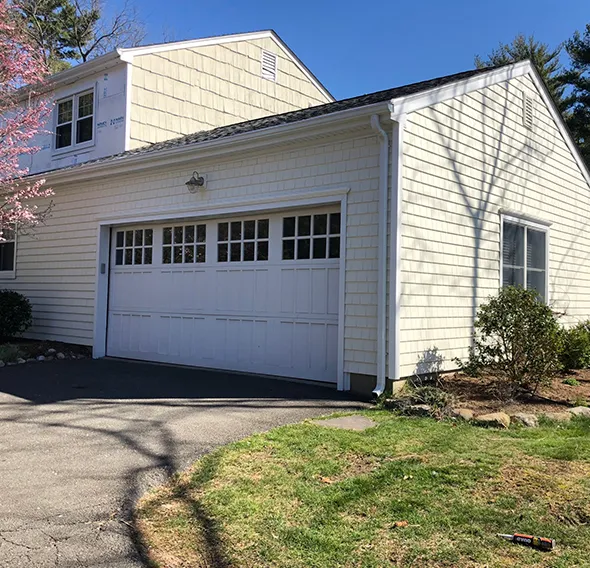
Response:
[472,286,562,397]
[563,377,580,386]
[560,321,590,371]
[0,343,23,363]
[0,290,32,338]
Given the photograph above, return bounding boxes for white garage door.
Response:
[106,207,341,382]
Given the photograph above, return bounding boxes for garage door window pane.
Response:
[258,219,269,239]
[283,212,341,260]
[257,241,268,261]
[115,227,153,266]
[283,239,295,260]
[283,217,295,237]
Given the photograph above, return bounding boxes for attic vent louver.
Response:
[523,92,534,130]
[261,50,277,81]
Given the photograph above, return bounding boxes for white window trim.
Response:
[499,212,550,302]
[52,87,97,156]
[0,229,17,280]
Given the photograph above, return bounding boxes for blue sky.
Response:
[129,0,587,100]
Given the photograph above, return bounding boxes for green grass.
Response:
[136,412,590,568]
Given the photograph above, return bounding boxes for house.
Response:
[3,46,590,396]
[22,30,333,175]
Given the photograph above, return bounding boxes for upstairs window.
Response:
[0,225,15,273]
[502,216,548,300]
[55,90,94,150]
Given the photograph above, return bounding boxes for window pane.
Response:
[283,239,295,260]
[313,214,327,235]
[57,100,72,124]
[313,237,327,259]
[218,243,228,262]
[218,223,228,242]
[78,92,93,118]
[0,242,14,271]
[134,248,142,264]
[283,217,296,237]
[527,270,546,299]
[185,225,195,243]
[196,225,206,243]
[329,236,340,259]
[503,222,524,267]
[503,266,524,288]
[257,240,268,261]
[163,227,172,245]
[527,228,546,270]
[144,248,152,264]
[297,238,311,259]
[116,231,124,247]
[174,227,183,244]
[115,249,123,265]
[196,244,206,263]
[243,241,255,261]
[258,219,269,239]
[76,117,93,143]
[124,249,133,265]
[298,215,311,236]
[329,213,341,235]
[56,124,72,148]
[163,246,171,264]
[184,246,194,263]
[230,242,241,261]
[173,246,183,263]
[244,220,256,240]
[145,229,153,246]
[134,230,143,246]
[230,222,241,241]
[125,231,133,246]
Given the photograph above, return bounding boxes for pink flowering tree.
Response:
[0,0,53,242]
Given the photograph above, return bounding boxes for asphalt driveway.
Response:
[0,359,363,567]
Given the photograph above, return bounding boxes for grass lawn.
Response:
[136,412,590,567]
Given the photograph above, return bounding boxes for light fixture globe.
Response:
[185,171,205,193]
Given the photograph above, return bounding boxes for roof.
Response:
[40,65,497,177]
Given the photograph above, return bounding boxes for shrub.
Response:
[560,322,590,371]
[563,377,580,386]
[472,286,562,397]
[453,344,483,377]
[0,343,23,363]
[0,290,32,338]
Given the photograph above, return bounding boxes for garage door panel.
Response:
[107,208,340,383]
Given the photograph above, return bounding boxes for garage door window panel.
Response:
[163,224,206,264]
[283,212,340,260]
[218,219,269,262]
[115,228,153,265]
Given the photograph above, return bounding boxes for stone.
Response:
[310,415,377,432]
[56,352,65,360]
[474,412,511,429]
[46,348,57,355]
[0,361,5,368]
[16,358,26,365]
[407,404,433,417]
[26,358,36,363]
[510,412,539,428]
[451,408,474,421]
[568,406,590,418]
[37,355,45,362]
[7,362,16,366]
[543,412,571,423]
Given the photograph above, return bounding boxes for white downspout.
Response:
[370,115,389,397]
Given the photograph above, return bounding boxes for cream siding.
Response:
[399,74,590,377]
[129,38,331,149]
[3,131,381,377]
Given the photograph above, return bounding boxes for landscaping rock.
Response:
[16,358,26,365]
[543,412,571,423]
[407,404,433,417]
[56,352,65,360]
[46,348,57,355]
[36,355,45,362]
[26,358,36,363]
[474,412,510,429]
[568,406,590,418]
[451,408,474,421]
[510,412,539,428]
[7,362,15,366]
[0,361,4,368]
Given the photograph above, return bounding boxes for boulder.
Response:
[451,408,474,421]
[543,412,571,423]
[16,358,26,365]
[510,412,539,428]
[46,348,57,355]
[474,412,511,429]
[407,404,432,417]
[56,352,65,360]
[0,361,5,368]
[37,355,45,362]
[26,358,36,363]
[568,406,590,418]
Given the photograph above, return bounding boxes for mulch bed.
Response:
[442,370,590,415]
[0,338,91,360]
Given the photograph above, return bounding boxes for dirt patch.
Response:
[442,371,590,414]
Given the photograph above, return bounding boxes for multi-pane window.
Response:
[163,224,206,264]
[502,219,547,299]
[217,219,269,262]
[55,91,94,150]
[0,225,15,272]
[115,228,153,266]
[282,212,340,260]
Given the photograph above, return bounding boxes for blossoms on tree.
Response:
[0,0,53,241]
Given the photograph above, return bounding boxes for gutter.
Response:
[370,115,389,397]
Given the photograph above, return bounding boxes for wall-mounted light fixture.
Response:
[185,171,206,193]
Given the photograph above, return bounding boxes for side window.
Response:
[114,228,153,266]
[163,224,206,264]
[217,219,269,262]
[502,218,547,299]
[282,212,340,260]
[55,90,94,150]
[0,226,15,272]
